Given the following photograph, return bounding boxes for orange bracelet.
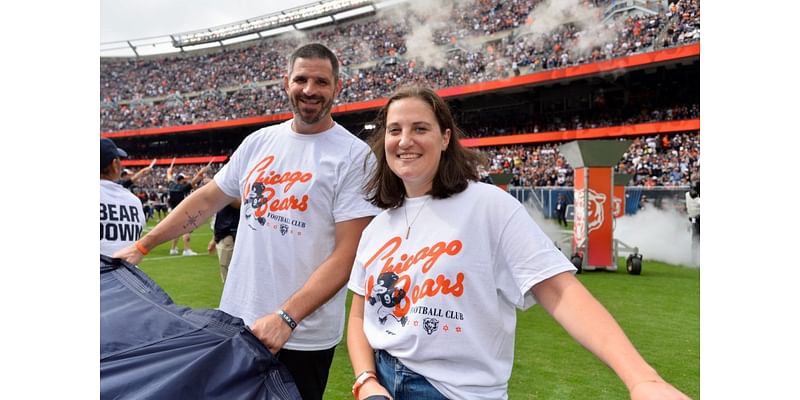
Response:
[134,241,149,255]
[352,370,377,399]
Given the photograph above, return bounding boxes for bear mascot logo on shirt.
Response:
[244,182,269,227]
[423,318,439,335]
[369,271,408,327]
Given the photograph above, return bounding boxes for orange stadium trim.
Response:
[101,43,699,139]
[121,155,228,167]
[103,114,294,138]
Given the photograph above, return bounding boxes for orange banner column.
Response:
[560,140,631,271]
[613,173,633,218]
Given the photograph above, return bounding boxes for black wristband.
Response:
[277,309,297,330]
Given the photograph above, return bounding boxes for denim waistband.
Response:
[374,349,449,400]
[375,349,412,374]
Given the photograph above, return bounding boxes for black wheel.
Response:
[627,254,642,275]
[571,255,583,274]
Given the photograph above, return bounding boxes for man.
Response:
[166,166,207,256]
[207,200,241,284]
[114,43,379,400]
[119,158,157,190]
[153,185,168,220]
[555,194,568,227]
[685,180,700,264]
[134,188,152,222]
[100,138,144,257]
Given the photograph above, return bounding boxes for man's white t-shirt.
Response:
[215,120,380,351]
[100,179,145,257]
[348,181,576,399]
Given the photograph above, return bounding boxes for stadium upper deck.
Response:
[100,0,699,134]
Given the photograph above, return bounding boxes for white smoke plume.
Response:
[519,0,615,55]
[573,19,618,55]
[379,0,457,69]
[615,202,699,268]
[356,40,377,65]
[405,23,449,68]
[525,199,700,268]
[524,200,576,258]
[282,28,309,44]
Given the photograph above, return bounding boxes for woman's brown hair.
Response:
[364,85,483,209]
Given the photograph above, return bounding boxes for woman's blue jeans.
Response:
[374,349,448,400]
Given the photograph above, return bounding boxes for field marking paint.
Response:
[141,255,211,262]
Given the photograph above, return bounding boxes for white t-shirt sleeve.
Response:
[332,140,379,222]
[214,134,253,199]
[347,218,377,297]
[497,205,576,310]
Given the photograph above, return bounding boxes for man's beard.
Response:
[290,94,334,125]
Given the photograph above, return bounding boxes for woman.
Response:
[346,86,689,400]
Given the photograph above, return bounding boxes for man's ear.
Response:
[112,158,122,175]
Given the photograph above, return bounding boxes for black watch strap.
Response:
[277,309,297,330]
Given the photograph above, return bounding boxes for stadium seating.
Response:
[100,0,700,132]
[102,0,700,194]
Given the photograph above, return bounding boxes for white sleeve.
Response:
[497,206,577,310]
[332,140,380,222]
[214,134,253,199]
[347,224,373,296]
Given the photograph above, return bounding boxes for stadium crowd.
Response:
[100,0,700,132]
[460,103,699,138]
[120,132,699,201]
[124,163,223,194]
[105,0,700,208]
[481,131,699,188]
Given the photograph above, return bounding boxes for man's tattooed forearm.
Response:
[182,211,203,230]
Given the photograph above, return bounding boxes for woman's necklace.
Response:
[403,197,430,240]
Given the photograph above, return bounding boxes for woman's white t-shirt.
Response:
[348,181,575,399]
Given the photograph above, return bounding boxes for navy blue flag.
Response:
[100,255,301,400]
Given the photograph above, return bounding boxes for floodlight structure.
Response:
[171,0,376,48]
[559,140,643,274]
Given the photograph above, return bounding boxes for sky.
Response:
[100,0,328,43]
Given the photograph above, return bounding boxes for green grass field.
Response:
[138,219,699,399]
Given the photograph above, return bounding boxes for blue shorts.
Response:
[374,349,448,400]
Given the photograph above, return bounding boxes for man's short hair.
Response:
[287,43,339,83]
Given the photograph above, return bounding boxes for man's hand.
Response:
[207,239,217,255]
[112,244,144,265]
[250,312,293,354]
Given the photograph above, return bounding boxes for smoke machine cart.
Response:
[556,140,644,275]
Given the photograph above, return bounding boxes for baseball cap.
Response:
[176,173,186,181]
[101,138,128,169]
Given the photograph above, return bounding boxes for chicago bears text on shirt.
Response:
[100,203,143,242]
